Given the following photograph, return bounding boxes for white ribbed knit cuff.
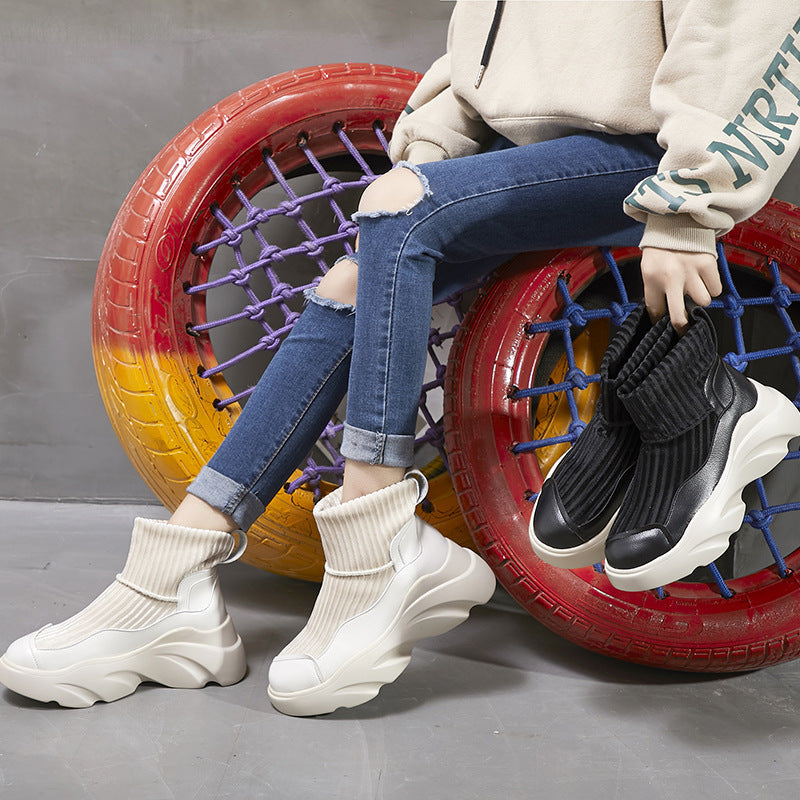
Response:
[313,479,419,573]
[118,518,235,601]
[639,214,718,255]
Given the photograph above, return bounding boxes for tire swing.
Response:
[92,63,604,581]
[445,199,800,672]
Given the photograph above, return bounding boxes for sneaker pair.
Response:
[0,473,495,714]
[529,302,800,591]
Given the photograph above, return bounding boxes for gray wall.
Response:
[2,1,799,502]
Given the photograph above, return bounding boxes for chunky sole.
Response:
[0,617,247,708]
[605,383,800,592]
[267,543,496,717]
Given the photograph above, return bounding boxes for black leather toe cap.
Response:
[532,480,588,549]
[604,527,672,570]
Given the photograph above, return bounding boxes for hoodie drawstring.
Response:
[475,0,506,88]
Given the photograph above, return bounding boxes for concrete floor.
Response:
[2,500,800,800]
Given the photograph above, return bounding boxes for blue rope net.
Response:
[512,244,800,598]
[185,123,466,497]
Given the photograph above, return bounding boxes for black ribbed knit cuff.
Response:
[619,308,718,442]
[615,313,675,394]
[599,303,650,424]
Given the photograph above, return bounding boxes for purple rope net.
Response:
[513,244,800,598]
[185,123,467,497]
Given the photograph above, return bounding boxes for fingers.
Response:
[666,285,689,333]
[698,256,723,298]
[643,280,666,323]
[685,274,713,308]
[640,247,721,333]
[641,248,667,323]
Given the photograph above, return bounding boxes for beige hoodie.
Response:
[389,1,800,255]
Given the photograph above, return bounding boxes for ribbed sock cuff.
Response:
[616,314,675,392]
[119,518,235,601]
[599,303,651,423]
[313,478,419,573]
[619,309,717,442]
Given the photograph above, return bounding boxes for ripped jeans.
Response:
[187,131,665,530]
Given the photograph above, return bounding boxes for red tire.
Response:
[445,199,800,672]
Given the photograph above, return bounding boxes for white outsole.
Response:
[605,382,800,592]
[0,617,247,708]
[267,544,496,717]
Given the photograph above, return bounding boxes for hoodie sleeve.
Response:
[388,21,494,165]
[624,2,800,254]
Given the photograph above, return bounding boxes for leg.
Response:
[270,133,665,715]
[186,293,355,530]
[321,167,428,502]
[268,166,501,715]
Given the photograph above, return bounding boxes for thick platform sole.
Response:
[0,616,247,708]
[605,383,800,592]
[267,544,496,717]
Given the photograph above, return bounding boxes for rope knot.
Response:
[771,282,793,309]
[723,351,747,371]
[272,282,298,303]
[260,244,284,264]
[338,220,359,239]
[722,293,745,319]
[230,268,249,287]
[244,304,265,322]
[248,206,271,225]
[565,367,590,391]
[221,227,243,248]
[301,239,325,258]
[279,199,303,219]
[748,509,774,530]
[567,419,587,439]
[258,332,281,351]
[564,302,588,328]
[608,301,629,327]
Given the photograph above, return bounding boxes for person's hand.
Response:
[640,246,722,333]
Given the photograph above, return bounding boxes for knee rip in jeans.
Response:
[305,285,356,314]
[352,162,431,221]
[311,253,359,310]
[312,164,431,310]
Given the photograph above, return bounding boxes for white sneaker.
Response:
[0,521,248,707]
[268,504,496,717]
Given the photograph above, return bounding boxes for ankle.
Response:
[170,493,238,533]
[341,460,405,503]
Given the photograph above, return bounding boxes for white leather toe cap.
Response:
[268,654,323,694]
[3,630,43,671]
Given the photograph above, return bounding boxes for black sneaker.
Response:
[604,303,800,591]
[529,304,654,568]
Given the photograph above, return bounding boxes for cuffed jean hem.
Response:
[339,422,415,467]
[186,465,266,532]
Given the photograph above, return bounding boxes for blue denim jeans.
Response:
[188,131,664,530]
